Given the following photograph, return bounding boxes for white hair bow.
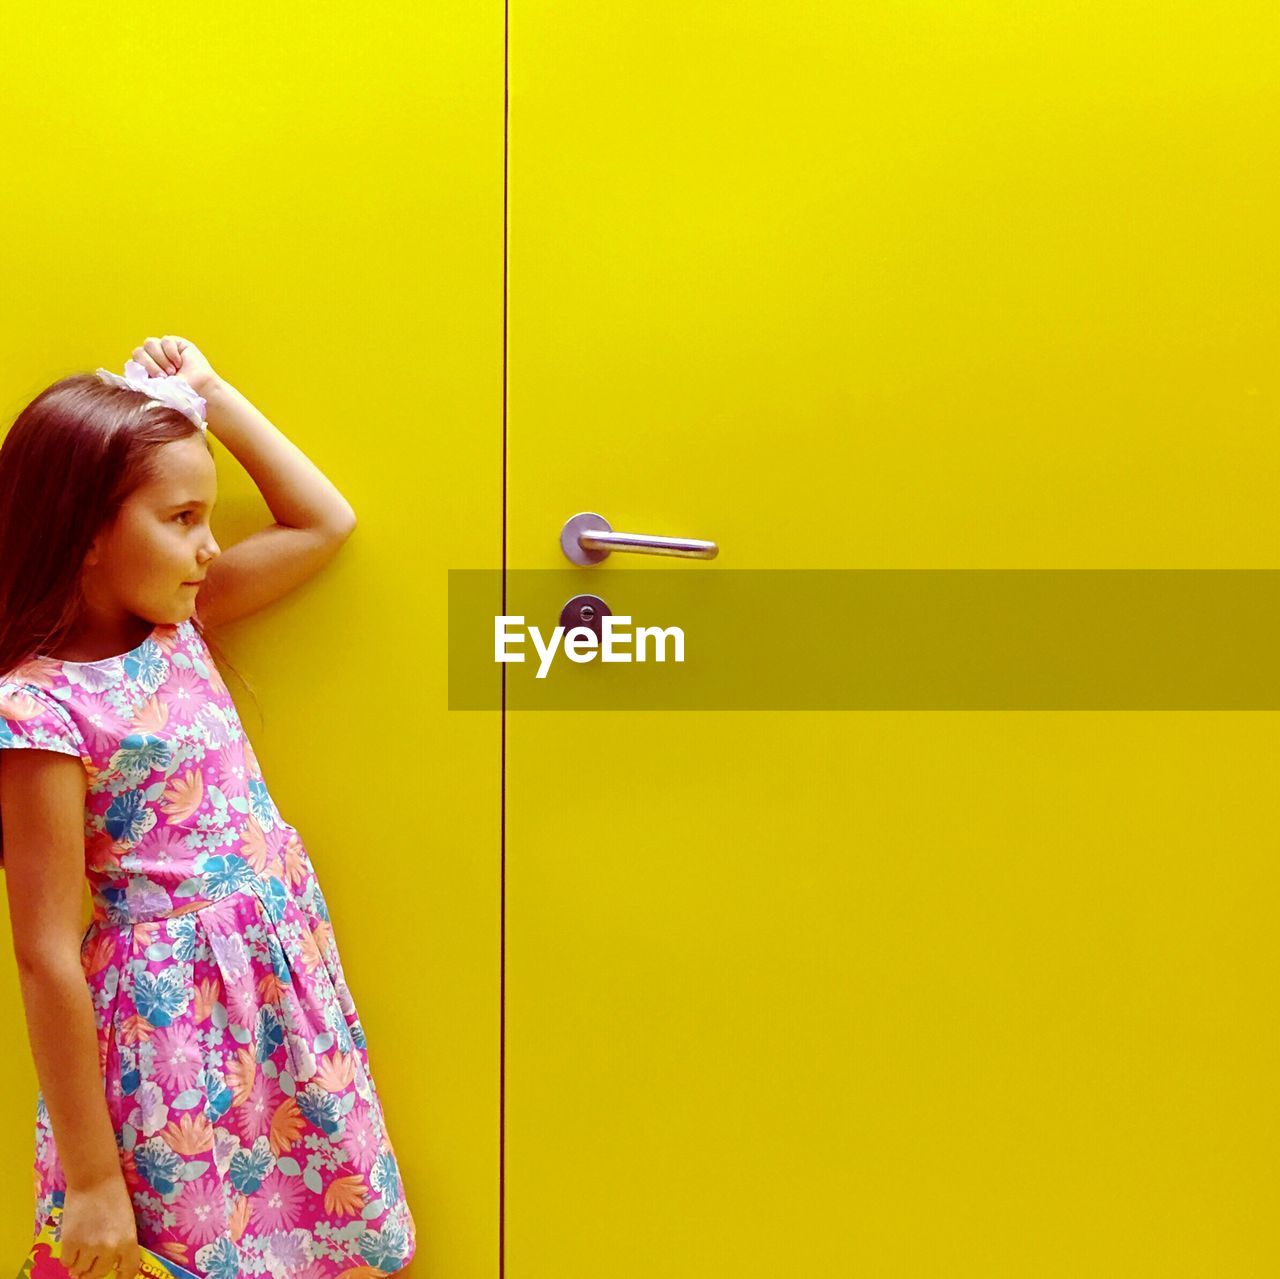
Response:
[94,358,208,431]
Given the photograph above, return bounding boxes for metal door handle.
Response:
[560,511,718,565]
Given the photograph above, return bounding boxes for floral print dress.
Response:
[0,617,416,1278]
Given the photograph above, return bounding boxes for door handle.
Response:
[560,511,719,565]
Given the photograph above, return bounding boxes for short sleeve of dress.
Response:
[0,681,87,763]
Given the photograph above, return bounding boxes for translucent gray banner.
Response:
[447,569,1280,710]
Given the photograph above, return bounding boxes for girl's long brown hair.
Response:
[0,373,258,865]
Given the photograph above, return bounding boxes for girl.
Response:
[0,337,416,1279]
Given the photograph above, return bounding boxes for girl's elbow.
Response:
[14,938,86,979]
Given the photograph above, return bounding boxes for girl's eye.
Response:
[176,511,195,524]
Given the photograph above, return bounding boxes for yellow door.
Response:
[504,3,1277,1275]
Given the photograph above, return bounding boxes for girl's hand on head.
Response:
[132,335,219,396]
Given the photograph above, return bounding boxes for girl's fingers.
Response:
[133,347,164,377]
[143,336,176,376]
[129,334,194,377]
[136,339,170,377]
[66,1248,95,1278]
[87,1253,122,1279]
[157,339,178,375]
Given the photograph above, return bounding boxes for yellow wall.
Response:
[3,2,1279,1276]
[0,4,500,1277]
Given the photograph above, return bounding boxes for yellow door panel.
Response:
[507,4,1277,1275]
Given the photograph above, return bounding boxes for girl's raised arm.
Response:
[1,751,142,1279]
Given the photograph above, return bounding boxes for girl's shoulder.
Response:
[2,616,231,776]
[0,677,90,766]
[2,617,217,722]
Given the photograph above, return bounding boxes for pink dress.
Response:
[0,617,416,1278]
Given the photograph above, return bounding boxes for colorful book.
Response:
[18,1204,201,1279]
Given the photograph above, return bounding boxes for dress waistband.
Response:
[84,874,277,934]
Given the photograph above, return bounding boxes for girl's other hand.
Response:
[133,335,219,396]
[59,1175,143,1279]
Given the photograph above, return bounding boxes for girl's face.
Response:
[82,435,222,626]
